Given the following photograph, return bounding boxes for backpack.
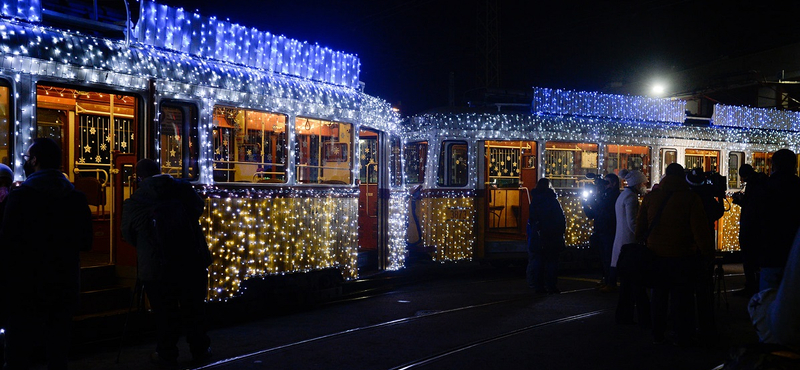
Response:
[148,182,212,274]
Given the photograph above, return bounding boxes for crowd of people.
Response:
[526,150,800,354]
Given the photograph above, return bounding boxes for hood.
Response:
[21,169,75,199]
[134,174,180,201]
[656,173,691,193]
[530,187,557,206]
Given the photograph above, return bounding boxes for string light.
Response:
[0,0,402,301]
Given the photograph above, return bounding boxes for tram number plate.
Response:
[448,208,469,220]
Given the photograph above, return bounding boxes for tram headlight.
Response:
[581,190,591,199]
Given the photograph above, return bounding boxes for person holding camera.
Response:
[686,167,726,344]
[732,164,767,296]
[583,173,620,292]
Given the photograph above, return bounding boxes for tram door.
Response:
[36,84,139,267]
[484,140,537,237]
[358,129,380,271]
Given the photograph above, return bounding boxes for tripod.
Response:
[713,255,729,311]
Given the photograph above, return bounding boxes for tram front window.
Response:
[212,107,287,183]
[294,117,352,185]
[544,141,598,188]
[752,152,773,175]
[604,145,651,187]
[404,141,427,184]
[686,149,720,173]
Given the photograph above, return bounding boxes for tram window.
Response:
[728,152,744,189]
[604,145,651,186]
[0,83,10,166]
[486,141,536,188]
[404,141,427,184]
[160,103,199,180]
[752,152,773,175]
[212,107,287,183]
[37,85,137,181]
[437,141,468,187]
[660,148,677,178]
[544,141,598,188]
[294,117,352,185]
[390,136,402,187]
[685,149,719,173]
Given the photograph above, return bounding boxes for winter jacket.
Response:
[635,174,714,258]
[121,174,210,281]
[583,186,619,237]
[528,187,566,252]
[733,172,767,247]
[0,169,93,311]
[611,187,639,267]
[768,229,800,348]
[756,171,800,268]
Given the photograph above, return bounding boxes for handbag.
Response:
[617,191,673,286]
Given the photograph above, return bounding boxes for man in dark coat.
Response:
[121,159,212,367]
[583,173,620,291]
[0,138,93,369]
[636,163,713,346]
[527,178,567,294]
[732,164,767,295]
[756,149,800,291]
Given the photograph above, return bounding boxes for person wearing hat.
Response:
[611,169,650,326]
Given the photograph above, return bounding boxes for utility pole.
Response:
[476,0,500,89]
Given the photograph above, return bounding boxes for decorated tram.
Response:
[3,0,800,304]
[404,87,800,267]
[0,0,407,301]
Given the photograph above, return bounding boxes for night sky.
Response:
[159,0,800,116]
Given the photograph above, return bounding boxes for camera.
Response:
[582,172,608,202]
[686,168,727,196]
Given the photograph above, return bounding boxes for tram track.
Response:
[195,286,598,370]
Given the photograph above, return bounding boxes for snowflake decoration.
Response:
[94,155,102,163]
[121,141,127,149]
[78,157,85,164]
[106,135,111,142]
[100,143,107,151]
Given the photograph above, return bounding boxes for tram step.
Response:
[80,264,118,292]
[77,286,132,316]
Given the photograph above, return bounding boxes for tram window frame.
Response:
[544,141,598,189]
[404,141,428,184]
[159,102,199,181]
[728,151,744,189]
[294,117,353,185]
[212,106,288,184]
[0,79,11,167]
[752,152,773,175]
[437,140,468,187]
[685,148,720,173]
[660,148,677,178]
[603,144,651,187]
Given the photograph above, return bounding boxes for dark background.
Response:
[151,0,800,116]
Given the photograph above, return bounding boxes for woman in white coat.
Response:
[612,169,650,326]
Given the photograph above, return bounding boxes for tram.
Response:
[0,0,406,301]
[404,87,800,267]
